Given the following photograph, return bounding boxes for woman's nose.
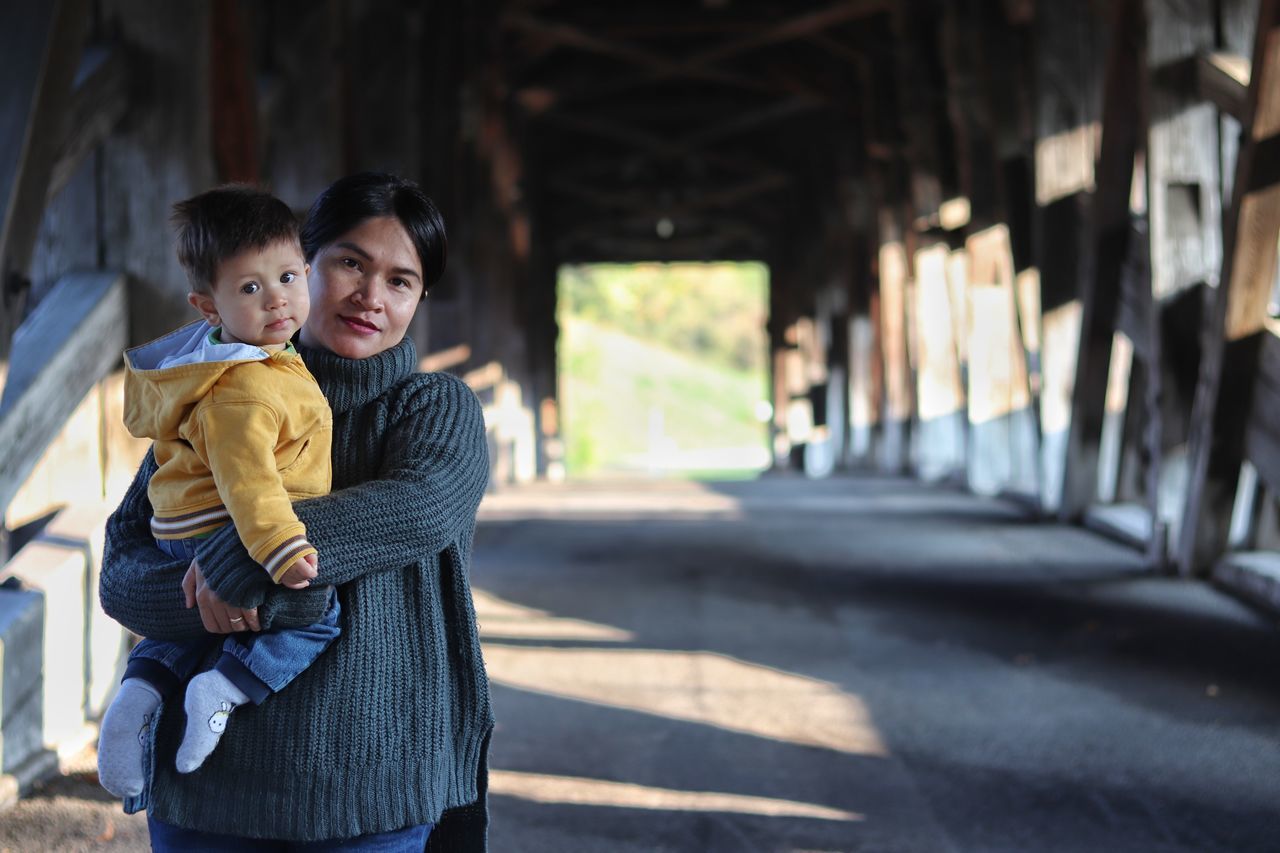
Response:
[352,281,384,309]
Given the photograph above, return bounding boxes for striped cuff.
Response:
[262,535,316,583]
[151,506,232,539]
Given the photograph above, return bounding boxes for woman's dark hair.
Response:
[300,172,447,292]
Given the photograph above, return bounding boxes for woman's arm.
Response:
[196,372,490,614]
[99,450,211,640]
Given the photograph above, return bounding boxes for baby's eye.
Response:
[240,282,260,295]
[280,271,297,284]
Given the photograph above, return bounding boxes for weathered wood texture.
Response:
[211,0,259,183]
[258,0,344,209]
[0,273,126,518]
[1147,0,1221,301]
[1177,0,1280,574]
[49,47,133,204]
[1058,0,1147,520]
[30,45,135,311]
[1246,333,1280,493]
[965,224,1037,496]
[100,0,216,345]
[912,238,965,479]
[0,0,91,365]
[878,209,913,472]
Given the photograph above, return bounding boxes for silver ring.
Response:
[229,616,244,623]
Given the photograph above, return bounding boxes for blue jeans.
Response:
[147,816,433,851]
[127,537,340,705]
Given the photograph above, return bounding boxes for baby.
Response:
[97,186,338,798]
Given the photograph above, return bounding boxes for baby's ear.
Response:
[188,291,220,326]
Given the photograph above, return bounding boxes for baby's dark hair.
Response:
[171,185,300,293]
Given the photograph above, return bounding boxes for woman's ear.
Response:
[188,291,220,326]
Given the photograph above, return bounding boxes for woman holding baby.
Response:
[99,172,493,852]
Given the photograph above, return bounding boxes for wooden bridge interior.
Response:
[2,0,1280,786]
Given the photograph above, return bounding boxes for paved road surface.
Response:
[3,475,1278,852]
[477,476,1280,852]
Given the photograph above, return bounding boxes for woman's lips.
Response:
[339,315,379,334]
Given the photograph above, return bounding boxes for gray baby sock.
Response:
[97,678,162,798]
[175,670,250,773]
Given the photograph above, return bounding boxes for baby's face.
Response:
[208,240,310,347]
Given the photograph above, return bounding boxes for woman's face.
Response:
[300,216,425,359]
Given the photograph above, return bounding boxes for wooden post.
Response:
[1032,0,1106,512]
[965,224,1037,495]
[0,273,127,521]
[912,235,966,479]
[1177,0,1280,574]
[0,0,91,365]
[1058,0,1147,520]
[211,0,259,184]
[878,207,913,473]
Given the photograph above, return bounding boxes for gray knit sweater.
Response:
[99,336,493,848]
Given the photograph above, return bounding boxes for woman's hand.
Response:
[183,558,260,633]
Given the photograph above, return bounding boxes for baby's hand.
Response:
[278,553,318,589]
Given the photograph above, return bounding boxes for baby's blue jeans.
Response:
[124,536,340,705]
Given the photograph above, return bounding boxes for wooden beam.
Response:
[47,46,133,202]
[549,173,787,217]
[1197,51,1251,121]
[521,0,882,105]
[677,98,824,150]
[0,0,91,364]
[535,94,822,154]
[211,0,259,183]
[1058,0,1146,519]
[503,12,793,99]
[877,207,913,472]
[1177,0,1280,573]
[0,272,127,518]
[912,237,966,479]
[691,0,888,66]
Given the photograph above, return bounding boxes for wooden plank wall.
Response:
[1179,0,1280,573]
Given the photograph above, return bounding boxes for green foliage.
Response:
[559,262,769,374]
[556,262,771,478]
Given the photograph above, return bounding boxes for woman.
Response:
[99,173,493,851]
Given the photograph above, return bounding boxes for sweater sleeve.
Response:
[195,373,490,613]
[99,449,211,640]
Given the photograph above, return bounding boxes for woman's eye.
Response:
[341,257,360,270]
[280,272,297,284]
[390,278,409,289]
[240,282,260,294]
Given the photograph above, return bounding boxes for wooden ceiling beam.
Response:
[541,138,795,190]
[555,213,762,253]
[543,92,822,154]
[548,172,788,217]
[808,32,867,67]
[689,0,889,66]
[678,97,823,150]
[509,1,885,106]
[503,12,787,97]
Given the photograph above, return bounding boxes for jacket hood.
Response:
[124,321,274,440]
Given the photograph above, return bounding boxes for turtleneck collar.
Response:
[295,336,417,414]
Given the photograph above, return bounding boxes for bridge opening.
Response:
[556,261,771,480]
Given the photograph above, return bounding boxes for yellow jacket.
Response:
[123,321,332,582]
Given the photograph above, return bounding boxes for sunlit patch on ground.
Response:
[473,589,635,642]
[490,769,864,821]
[485,645,888,758]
